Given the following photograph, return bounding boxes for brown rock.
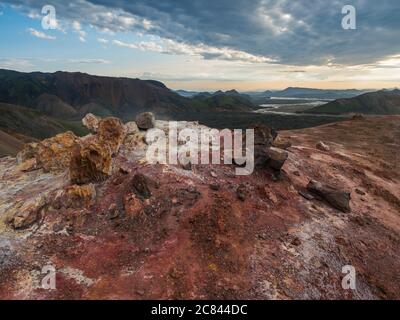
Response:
[38,131,80,172]
[135,112,155,130]
[69,139,112,185]
[82,113,100,133]
[267,147,288,171]
[316,141,330,152]
[251,123,277,146]
[272,136,292,150]
[17,132,79,173]
[60,184,96,208]
[98,117,127,155]
[246,124,277,167]
[8,195,48,229]
[307,180,351,213]
[132,173,159,199]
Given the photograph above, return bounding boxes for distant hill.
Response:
[247,87,370,105]
[305,90,400,115]
[0,102,87,140]
[175,90,200,98]
[0,69,200,120]
[193,89,257,112]
[0,129,25,157]
[272,87,369,99]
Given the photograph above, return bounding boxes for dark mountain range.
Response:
[0,69,201,120]
[175,89,199,98]
[192,89,257,112]
[305,89,400,115]
[0,69,260,121]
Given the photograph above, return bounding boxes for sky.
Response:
[0,0,399,91]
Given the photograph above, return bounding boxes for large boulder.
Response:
[82,113,100,133]
[98,117,127,155]
[266,147,288,171]
[135,112,155,130]
[69,139,112,185]
[249,123,278,167]
[307,180,351,213]
[17,131,79,173]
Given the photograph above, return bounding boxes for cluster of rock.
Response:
[16,112,155,185]
[8,112,352,230]
[250,123,289,173]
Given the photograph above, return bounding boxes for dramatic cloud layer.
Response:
[3,0,400,66]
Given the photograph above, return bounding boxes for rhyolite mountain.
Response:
[0,69,206,120]
[0,69,260,121]
[305,89,400,115]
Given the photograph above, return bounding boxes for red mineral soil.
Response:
[0,115,399,300]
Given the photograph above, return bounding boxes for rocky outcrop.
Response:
[250,123,277,167]
[136,112,155,130]
[1,116,400,300]
[69,138,112,185]
[266,147,288,171]
[16,131,79,173]
[98,117,126,155]
[307,180,351,212]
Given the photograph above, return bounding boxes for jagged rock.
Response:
[272,136,292,150]
[7,195,48,229]
[266,147,288,171]
[125,121,139,135]
[252,123,277,146]
[307,180,351,212]
[135,112,155,130]
[98,117,127,155]
[60,184,96,208]
[316,141,330,152]
[249,123,277,166]
[131,173,159,199]
[39,131,79,172]
[17,132,79,173]
[69,139,112,185]
[82,113,100,133]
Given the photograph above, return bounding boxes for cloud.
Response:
[113,38,274,63]
[27,28,56,40]
[67,58,111,64]
[97,38,109,44]
[72,20,87,42]
[6,0,400,66]
[0,58,34,69]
